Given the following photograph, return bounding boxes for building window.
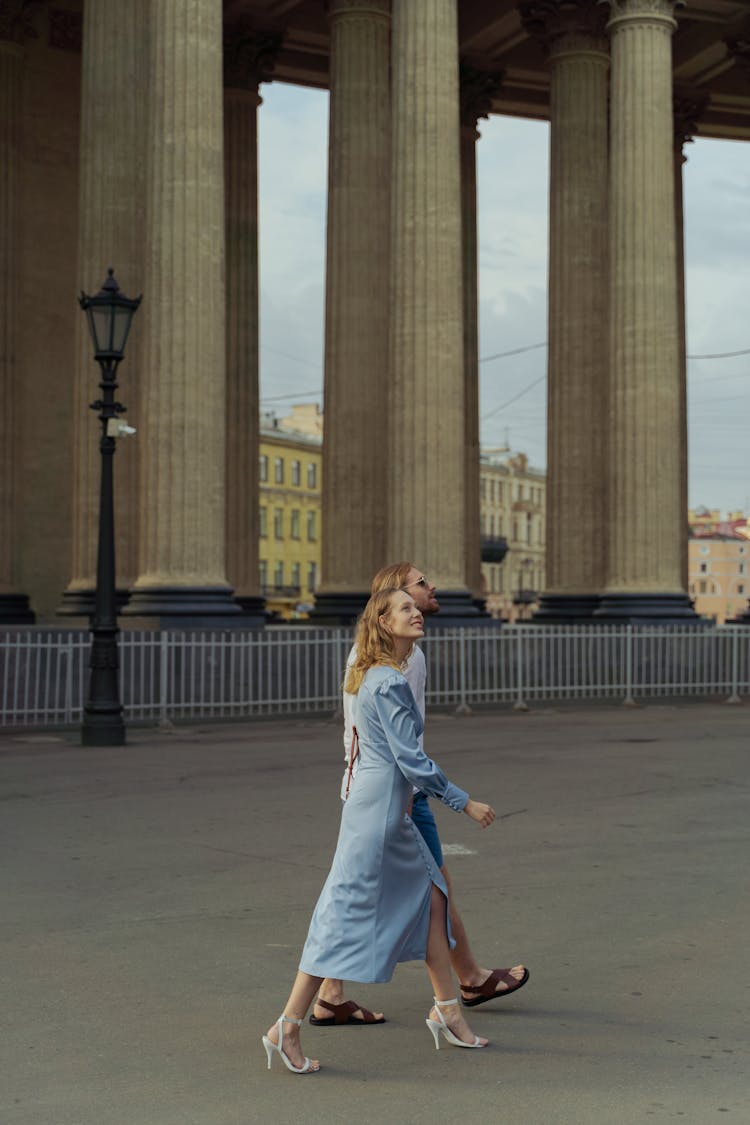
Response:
[274,456,284,483]
[739,562,746,575]
[291,460,301,486]
[700,545,709,555]
[259,559,267,588]
[699,562,708,574]
[291,562,301,590]
[699,579,707,594]
[738,583,745,595]
[274,508,283,539]
[290,509,300,539]
[259,506,267,538]
[526,514,532,544]
[480,479,486,500]
[274,560,284,588]
[307,462,317,488]
[259,454,268,482]
[307,561,317,592]
[307,511,316,541]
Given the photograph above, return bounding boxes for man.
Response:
[309,562,529,1027]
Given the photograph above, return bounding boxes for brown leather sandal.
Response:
[460,966,530,1007]
[308,999,386,1026]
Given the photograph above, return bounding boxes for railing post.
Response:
[726,625,742,705]
[513,626,529,712]
[623,625,636,707]
[159,630,172,729]
[455,629,472,716]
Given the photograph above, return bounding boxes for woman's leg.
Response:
[424,885,488,1046]
[265,971,323,1071]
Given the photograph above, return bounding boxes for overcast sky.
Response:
[257,82,749,516]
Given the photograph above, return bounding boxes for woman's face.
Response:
[381,592,424,641]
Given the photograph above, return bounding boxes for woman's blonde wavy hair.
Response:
[344,587,407,695]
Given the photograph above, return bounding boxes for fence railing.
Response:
[0,625,748,729]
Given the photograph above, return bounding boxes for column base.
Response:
[425,589,495,628]
[234,594,268,628]
[307,591,370,626]
[593,592,705,625]
[57,588,130,618]
[531,593,602,624]
[122,585,243,627]
[0,593,36,624]
[727,601,750,625]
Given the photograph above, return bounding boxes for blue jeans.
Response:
[410,792,443,868]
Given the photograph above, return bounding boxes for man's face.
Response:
[401,567,439,615]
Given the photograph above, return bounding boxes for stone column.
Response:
[459,65,502,614]
[521,0,610,623]
[58,0,147,618]
[0,11,34,622]
[673,93,707,596]
[223,29,280,625]
[308,0,391,624]
[124,0,239,621]
[390,0,480,619]
[596,0,697,622]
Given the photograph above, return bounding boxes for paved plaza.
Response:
[1,701,749,1124]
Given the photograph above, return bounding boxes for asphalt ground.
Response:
[1,701,749,1125]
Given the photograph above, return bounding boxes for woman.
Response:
[261,587,496,1075]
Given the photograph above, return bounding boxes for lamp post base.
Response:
[81,708,126,746]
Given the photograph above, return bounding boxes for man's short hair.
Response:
[371,561,415,595]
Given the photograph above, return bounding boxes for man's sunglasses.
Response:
[403,577,429,589]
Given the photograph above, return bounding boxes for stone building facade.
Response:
[480,453,546,620]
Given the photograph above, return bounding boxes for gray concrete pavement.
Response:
[1,702,749,1125]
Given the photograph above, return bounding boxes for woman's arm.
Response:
[372,678,492,820]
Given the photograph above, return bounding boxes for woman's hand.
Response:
[464,799,496,828]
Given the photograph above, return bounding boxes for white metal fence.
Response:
[1,625,748,729]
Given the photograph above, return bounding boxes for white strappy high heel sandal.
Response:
[425,997,488,1049]
[261,1015,320,1074]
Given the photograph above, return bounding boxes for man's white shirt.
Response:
[341,644,427,800]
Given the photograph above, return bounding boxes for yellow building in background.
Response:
[259,410,322,620]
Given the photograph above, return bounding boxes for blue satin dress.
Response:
[299,666,469,983]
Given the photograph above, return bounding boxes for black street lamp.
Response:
[80,269,141,747]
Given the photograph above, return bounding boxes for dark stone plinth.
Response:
[0,593,36,625]
[593,592,705,626]
[234,594,268,628]
[57,588,130,618]
[307,591,370,626]
[122,585,243,626]
[531,593,601,624]
[423,589,496,628]
[727,601,750,625]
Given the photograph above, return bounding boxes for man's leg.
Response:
[311,979,384,1024]
[441,864,526,998]
[410,792,527,1001]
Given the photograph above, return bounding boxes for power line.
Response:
[481,374,547,421]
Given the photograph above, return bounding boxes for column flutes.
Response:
[459,66,502,612]
[597,0,696,621]
[309,0,391,623]
[124,0,238,620]
[0,31,34,622]
[522,1,610,622]
[390,0,479,618]
[223,30,280,624]
[58,0,147,618]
